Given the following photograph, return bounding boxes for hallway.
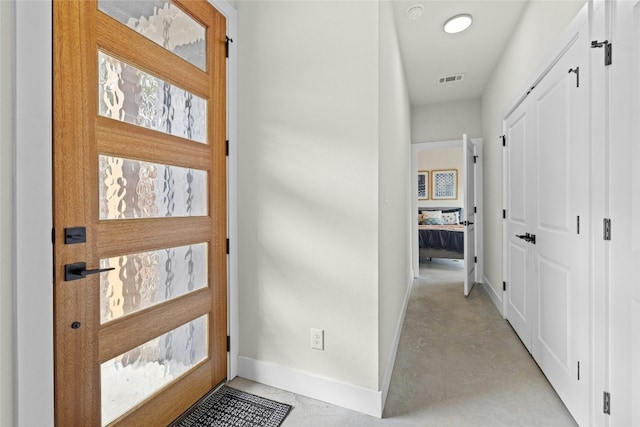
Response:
[230,260,577,426]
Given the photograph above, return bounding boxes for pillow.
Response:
[442,211,460,225]
[422,210,443,225]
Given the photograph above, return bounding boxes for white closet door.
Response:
[529,24,589,426]
[609,1,640,425]
[463,134,476,296]
[504,101,535,352]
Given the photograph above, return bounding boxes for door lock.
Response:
[64,262,115,281]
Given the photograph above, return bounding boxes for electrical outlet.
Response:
[310,328,324,350]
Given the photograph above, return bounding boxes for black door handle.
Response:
[463,221,475,226]
[515,233,536,244]
[64,262,115,281]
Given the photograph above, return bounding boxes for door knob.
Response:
[64,262,115,281]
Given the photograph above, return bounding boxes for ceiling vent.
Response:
[439,73,465,84]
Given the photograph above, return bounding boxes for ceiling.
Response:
[391,0,528,107]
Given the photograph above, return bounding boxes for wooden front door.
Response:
[53,1,227,425]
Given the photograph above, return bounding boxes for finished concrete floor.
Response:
[229,260,577,426]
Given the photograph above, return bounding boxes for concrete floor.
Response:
[229,260,577,426]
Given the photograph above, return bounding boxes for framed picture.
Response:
[418,170,429,200]
[431,169,457,200]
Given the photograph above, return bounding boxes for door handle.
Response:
[464,221,474,226]
[64,262,115,281]
[515,233,536,244]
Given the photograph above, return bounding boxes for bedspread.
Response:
[418,224,464,254]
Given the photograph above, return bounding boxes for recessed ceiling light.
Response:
[406,4,424,21]
[443,14,473,34]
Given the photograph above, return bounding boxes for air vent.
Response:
[439,73,465,84]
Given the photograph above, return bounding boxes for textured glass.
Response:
[98,51,207,143]
[100,243,208,324]
[98,0,206,71]
[99,155,207,220]
[101,315,208,426]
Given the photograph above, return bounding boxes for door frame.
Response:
[12,1,237,425]
[410,138,483,279]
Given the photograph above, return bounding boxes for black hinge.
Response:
[51,228,55,244]
[503,281,507,291]
[503,209,506,219]
[577,361,580,380]
[227,335,230,352]
[226,140,229,156]
[501,135,506,147]
[604,218,612,241]
[577,216,580,234]
[591,40,612,66]
[474,206,477,214]
[474,256,477,263]
[226,238,230,254]
[473,155,478,164]
[226,36,233,58]
[604,391,611,415]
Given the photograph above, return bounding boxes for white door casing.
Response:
[609,1,640,425]
[463,134,476,296]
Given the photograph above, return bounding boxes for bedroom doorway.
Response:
[411,137,483,293]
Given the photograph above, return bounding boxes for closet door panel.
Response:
[504,104,534,351]
[530,24,589,426]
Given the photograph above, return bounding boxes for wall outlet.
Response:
[310,328,324,350]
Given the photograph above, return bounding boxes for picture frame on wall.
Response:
[431,169,457,200]
[418,170,429,200]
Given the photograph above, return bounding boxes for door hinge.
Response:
[501,135,506,147]
[51,228,55,244]
[474,256,477,263]
[577,216,580,234]
[577,361,580,380]
[227,335,231,352]
[226,140,229,156]
[603,218,612,241]
[473,155,478,164]
[225,36,233,58]
[591,40,612,66]
[603,391,611,415]
[474,206,477,214]
[503,209,506,219]
[503,281,507,291]
[226,238,230,254]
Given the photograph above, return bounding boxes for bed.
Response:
[418,208,464,260]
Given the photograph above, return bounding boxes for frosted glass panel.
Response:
[98,0,206,70]
[98,51,207,143]
[99,155,207,220]
[100,243,208,324]
[101,315,208,426]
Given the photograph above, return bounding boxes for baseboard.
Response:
[482,275,503,317]
[380,275,413,410]
[237,357,383,417]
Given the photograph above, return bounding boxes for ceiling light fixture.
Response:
[406,4,424,21]
[443,14,473,34]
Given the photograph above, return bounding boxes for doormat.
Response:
[170,385,292,427]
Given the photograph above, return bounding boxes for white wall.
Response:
[0,2,14,425]
[377,0,412,399]
[417,148,464,209]
[480,0,586,295]
[237,0,380,392]
[412,99,482,143]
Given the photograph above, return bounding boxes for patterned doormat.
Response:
[170,385,292,427]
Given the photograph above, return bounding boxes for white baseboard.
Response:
[237,357,383,417]
[236,278,414,419]
[482,275,503,317]
[380,276,413,409]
